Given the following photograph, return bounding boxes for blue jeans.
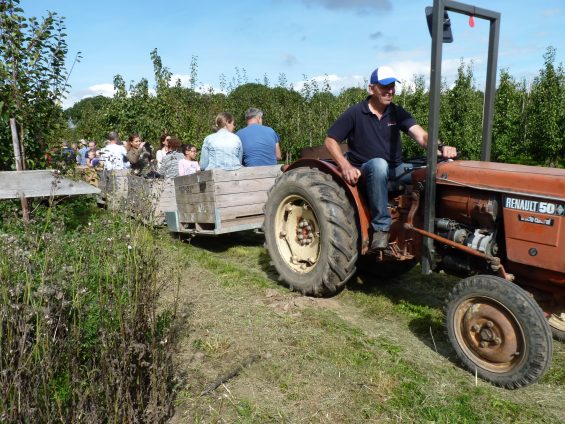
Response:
[360,158,413,232]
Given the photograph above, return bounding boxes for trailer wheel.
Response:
[264,167,358,296]
[445,275,552,389]
[548,311,565,342]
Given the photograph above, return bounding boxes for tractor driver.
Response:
[324,65,457,251]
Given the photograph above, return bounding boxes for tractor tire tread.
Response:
[264,167,358,297]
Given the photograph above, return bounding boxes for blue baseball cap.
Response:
[370,66,401,85]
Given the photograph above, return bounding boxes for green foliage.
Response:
[63,95,112,140]
[440,60,484,159]
[524,47,565,166]
[398,74,429,158]
[64,49,564,168]
[492,69,528,163]
[0,0,77,170]
[3,2,565,170]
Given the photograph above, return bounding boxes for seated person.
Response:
[126,132,153,176]
[178,144,201,176]
[77,140,89,165]
[236,108,281,166]
[156,133,170,172]
[86,150,100,168]
[160,138,184,179]
[100,131,128,170]
[200,112,242,171]
[325,65,457,251]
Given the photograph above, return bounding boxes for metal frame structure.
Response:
[422,0,501,274]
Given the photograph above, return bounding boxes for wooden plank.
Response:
[174,167,280,198]
[174,171,214,186]
[177,201,217,215]
[206,165,281,182]
[217,203,265,221]
[178,203,266,223]
[0,170,100,199]
[175,191,215,205]
[178,210,217,224]
[175,178,276,206]
[175,191,267,210]
[213,177,277,195]
[174,179,213,197]
[215,191,267,208]
[175,165,280,186]
[216,216,265,233]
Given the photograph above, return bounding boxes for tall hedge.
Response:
[2,0,564,170]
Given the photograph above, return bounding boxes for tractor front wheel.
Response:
[445,275,553,389]
[263,167,358,296]
[548,309,565,342]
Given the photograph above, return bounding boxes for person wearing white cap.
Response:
[324,65,457,251]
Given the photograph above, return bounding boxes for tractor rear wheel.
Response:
[445,275,553,389]
[263,167,358,296]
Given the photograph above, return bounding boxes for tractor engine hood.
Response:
[429,160,565,203]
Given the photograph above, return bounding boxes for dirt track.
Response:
[159,232,565,423]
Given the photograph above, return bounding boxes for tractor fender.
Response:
[285,158,371,253]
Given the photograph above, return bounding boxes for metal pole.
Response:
[422,0,444,275]
[481,11,500,161]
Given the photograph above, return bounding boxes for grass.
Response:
[3,196,562,422]
[162,230,565,424]
[0,197,180,422]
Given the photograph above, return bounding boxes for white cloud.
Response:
[195,83,225,95]
[542,8,561,17]
[169,73,225,94]
[62,56,485,111]
[292,73,366,93]
[300,0,391,13]
[169,73,192,87]
[385,57,484,89]
[290,56,485,97]
[62,83,115,109]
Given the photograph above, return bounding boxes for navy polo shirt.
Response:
[327,97,416,168]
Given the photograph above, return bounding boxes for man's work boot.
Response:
[371,230,389,251]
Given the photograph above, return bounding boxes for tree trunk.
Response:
[10,118,30,222]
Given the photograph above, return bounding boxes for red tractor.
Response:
[263,1,565,388]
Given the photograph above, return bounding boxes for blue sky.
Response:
[21,0,565,108]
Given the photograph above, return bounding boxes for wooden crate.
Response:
[97,170,130,211]
[173,165,281,234]
[127,176,176,225]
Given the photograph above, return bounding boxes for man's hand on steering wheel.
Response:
[438,144,457,159]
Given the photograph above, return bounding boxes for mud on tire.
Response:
[263,167,358,296]
[445,275,553,389]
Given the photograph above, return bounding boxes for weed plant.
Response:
[0,197,179,422]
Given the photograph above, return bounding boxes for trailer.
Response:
[96,165,282,235]
[166,165,281,235]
